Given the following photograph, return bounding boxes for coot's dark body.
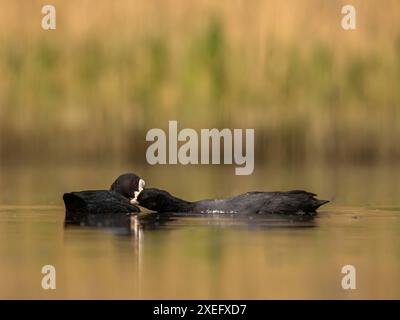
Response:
[137,188,329,215]
[63,173,143,221]
[64,190,140,220]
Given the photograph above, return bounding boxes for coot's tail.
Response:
[287,190,329,212]
[313,199,330,210]
[63,193,86,212]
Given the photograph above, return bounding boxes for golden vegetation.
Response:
[0,0,399,163]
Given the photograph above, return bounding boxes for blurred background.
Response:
[0,0,399,165]
[1,0,400,300]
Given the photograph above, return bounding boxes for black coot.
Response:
[63,173,145,221]
[137,188,329,215]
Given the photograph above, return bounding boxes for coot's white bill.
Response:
[130,179,145,205]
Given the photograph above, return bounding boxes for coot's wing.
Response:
[63,190,140,215]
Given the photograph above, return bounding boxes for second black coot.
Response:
[137,188,329,215]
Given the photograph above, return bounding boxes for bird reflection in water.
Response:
[64,211,317,236]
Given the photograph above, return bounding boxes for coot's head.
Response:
[110,173,145,204]
[136,188,170,211]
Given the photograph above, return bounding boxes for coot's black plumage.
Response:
[63,173,145,221]
[137,188,329,215]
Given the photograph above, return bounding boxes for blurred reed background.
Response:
[0,0,399,165]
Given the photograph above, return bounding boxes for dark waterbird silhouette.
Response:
[137,188,329,215]
[63,173,145,222]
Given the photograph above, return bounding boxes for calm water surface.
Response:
[1,164,400,299]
